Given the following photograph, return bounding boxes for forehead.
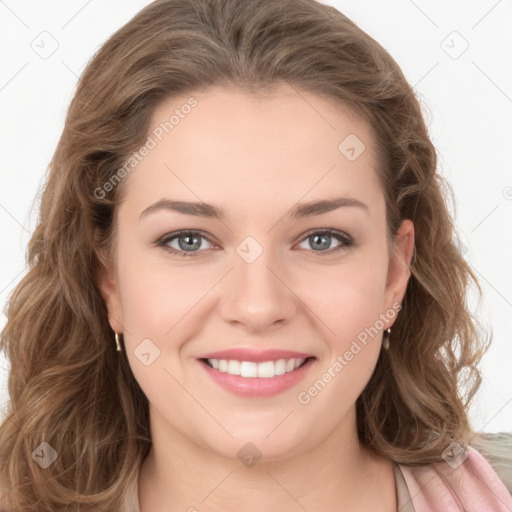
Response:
[119,84,383,220]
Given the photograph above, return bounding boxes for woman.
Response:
[1,0,511,510]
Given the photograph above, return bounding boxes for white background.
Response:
[1,0,511,432]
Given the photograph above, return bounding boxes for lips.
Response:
[197,348,316,397]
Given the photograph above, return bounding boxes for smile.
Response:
[198,355,316,398]
[204,357,307,378]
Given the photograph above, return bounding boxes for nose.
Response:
[219,244,298,334]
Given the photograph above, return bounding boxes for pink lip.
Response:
[198,348,313,363]
[197,355,316,398]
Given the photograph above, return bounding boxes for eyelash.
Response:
[154,229,354,257]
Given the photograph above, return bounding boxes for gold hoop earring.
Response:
[115,332,122,352]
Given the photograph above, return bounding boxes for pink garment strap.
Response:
[398,446,512,511]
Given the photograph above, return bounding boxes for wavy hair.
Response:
[0,0,488,509]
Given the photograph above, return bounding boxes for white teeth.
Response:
[227,360,241,375]
[274,359,286,376]
[207,357,307,378]
[257,361,275,378]
[240,361,258,378]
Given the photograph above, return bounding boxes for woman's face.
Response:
[101,83,414,462]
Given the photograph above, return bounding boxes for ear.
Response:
[383,219,415,322]
[97,248,124,334]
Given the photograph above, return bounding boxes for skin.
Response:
[100,83,414,511]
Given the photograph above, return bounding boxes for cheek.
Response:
[115,249,211,406]
[294,263,387,418]
[118,265,196,335]
[298,256,388,347]
[115,229,212,340]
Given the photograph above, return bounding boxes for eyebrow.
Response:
[139,196,368,220]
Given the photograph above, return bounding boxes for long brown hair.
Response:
[0,0,488,509]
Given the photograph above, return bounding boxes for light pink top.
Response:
[395,445,512,511]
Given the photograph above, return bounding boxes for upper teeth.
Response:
[207,358,306,378]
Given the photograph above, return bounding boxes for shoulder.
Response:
[397,432,512,511]
[469,431,512,495]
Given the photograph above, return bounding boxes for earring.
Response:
[382,328,391,350]
[115,332,122,352]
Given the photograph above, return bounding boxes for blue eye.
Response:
[157,230,215,256]
[155,229,353,257]
[297,229,353,253]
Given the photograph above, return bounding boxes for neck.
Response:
[137,408,397,511]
